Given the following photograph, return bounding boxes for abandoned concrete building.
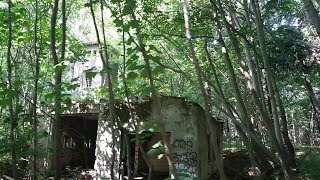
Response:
[38,43,222,179]
[45,96,219,180]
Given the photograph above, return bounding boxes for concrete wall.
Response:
[68,43,104,98]
[94,112,120,180]
[67,43,118,101]
[94,97,209,179]
[161,97,209,179]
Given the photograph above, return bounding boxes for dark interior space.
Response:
[59,113,98,170]
[121,131,169,179]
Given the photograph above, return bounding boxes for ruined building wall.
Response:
[94,112,120,180]
[94,97,210,179]
[160,97,209,179]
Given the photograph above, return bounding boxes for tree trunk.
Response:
[121,20,134,180]
[209,1,284,172]
[100,2,117,179]
[204,40,272,177]
[7,0,18,178]
[32,0,40,178]
[302,0,320,37]
[51,0,64,178]
[182,1,227,179]
[89,1,117,179]
[212,24,280,169]
[131,14,178,177]
[251,0,291,178]
[272,77,296,167]
[304,75,320,113]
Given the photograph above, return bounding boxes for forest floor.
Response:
[296,146,320,180]
[1,146,320,179]
[223,146,320,180]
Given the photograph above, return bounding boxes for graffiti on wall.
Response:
[172,152,197,167]
[171,139,198,173]
[172,139,193,150]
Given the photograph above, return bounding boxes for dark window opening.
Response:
[85,71,93,88]
[59,114,99,170]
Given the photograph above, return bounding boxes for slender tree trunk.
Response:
[137,135,153,180]
[120,17,153,180]
[211,0,254,134]
[61,0,66,61]
[7,0,18,179]
[204,41,269,177]
[240,1,267,111]
[121,21,133,180]
[100,2,117,179]
[130,13,178,179]
[207,2,282,171]
[32,0,40,178]
[304,75,320,113]
[272,77,296,167]
[212,25,280,168]
[251,0,282,146]
[214,1,288,170]
[124,133,132,180]
[182,1,227,179]
[51,0,65,178]
[90,1,117,179]
[251,0,291,178]
[302,0,320,37]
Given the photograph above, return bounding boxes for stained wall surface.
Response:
[94,97,209,179]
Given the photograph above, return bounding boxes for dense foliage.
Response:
[0,0,320,179]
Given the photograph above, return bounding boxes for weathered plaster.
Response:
[94,97,210,179]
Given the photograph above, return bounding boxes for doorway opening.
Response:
[59,113,98,170]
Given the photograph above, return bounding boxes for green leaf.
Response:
[148,45,160,53]
[110,0,121,3]
[3,89,19,98]
[0,82,6,88]
[152,141,162,148]
[153,66,165,75]
[147,147,162,157]
[54,64,67,73]
[127,72,138,80]
[13,80,24,87]
[123,1,136,15]
[147,128,155,132]
[127,47,138,55]
[65,83,79,91]
[44,92,56,101]
[143,5,154,13]
[150,55,161,63]
[157,154,164,159]
[127,36,135,45]
[130,53,139,60]
[0,99,9,107]
[123,6,131,15]
[128,63,144,71]
[113,18,123,27]
[22,114,33,123]
[142,86,155,95]
[128,19,139,29]
[123,23,131,32]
